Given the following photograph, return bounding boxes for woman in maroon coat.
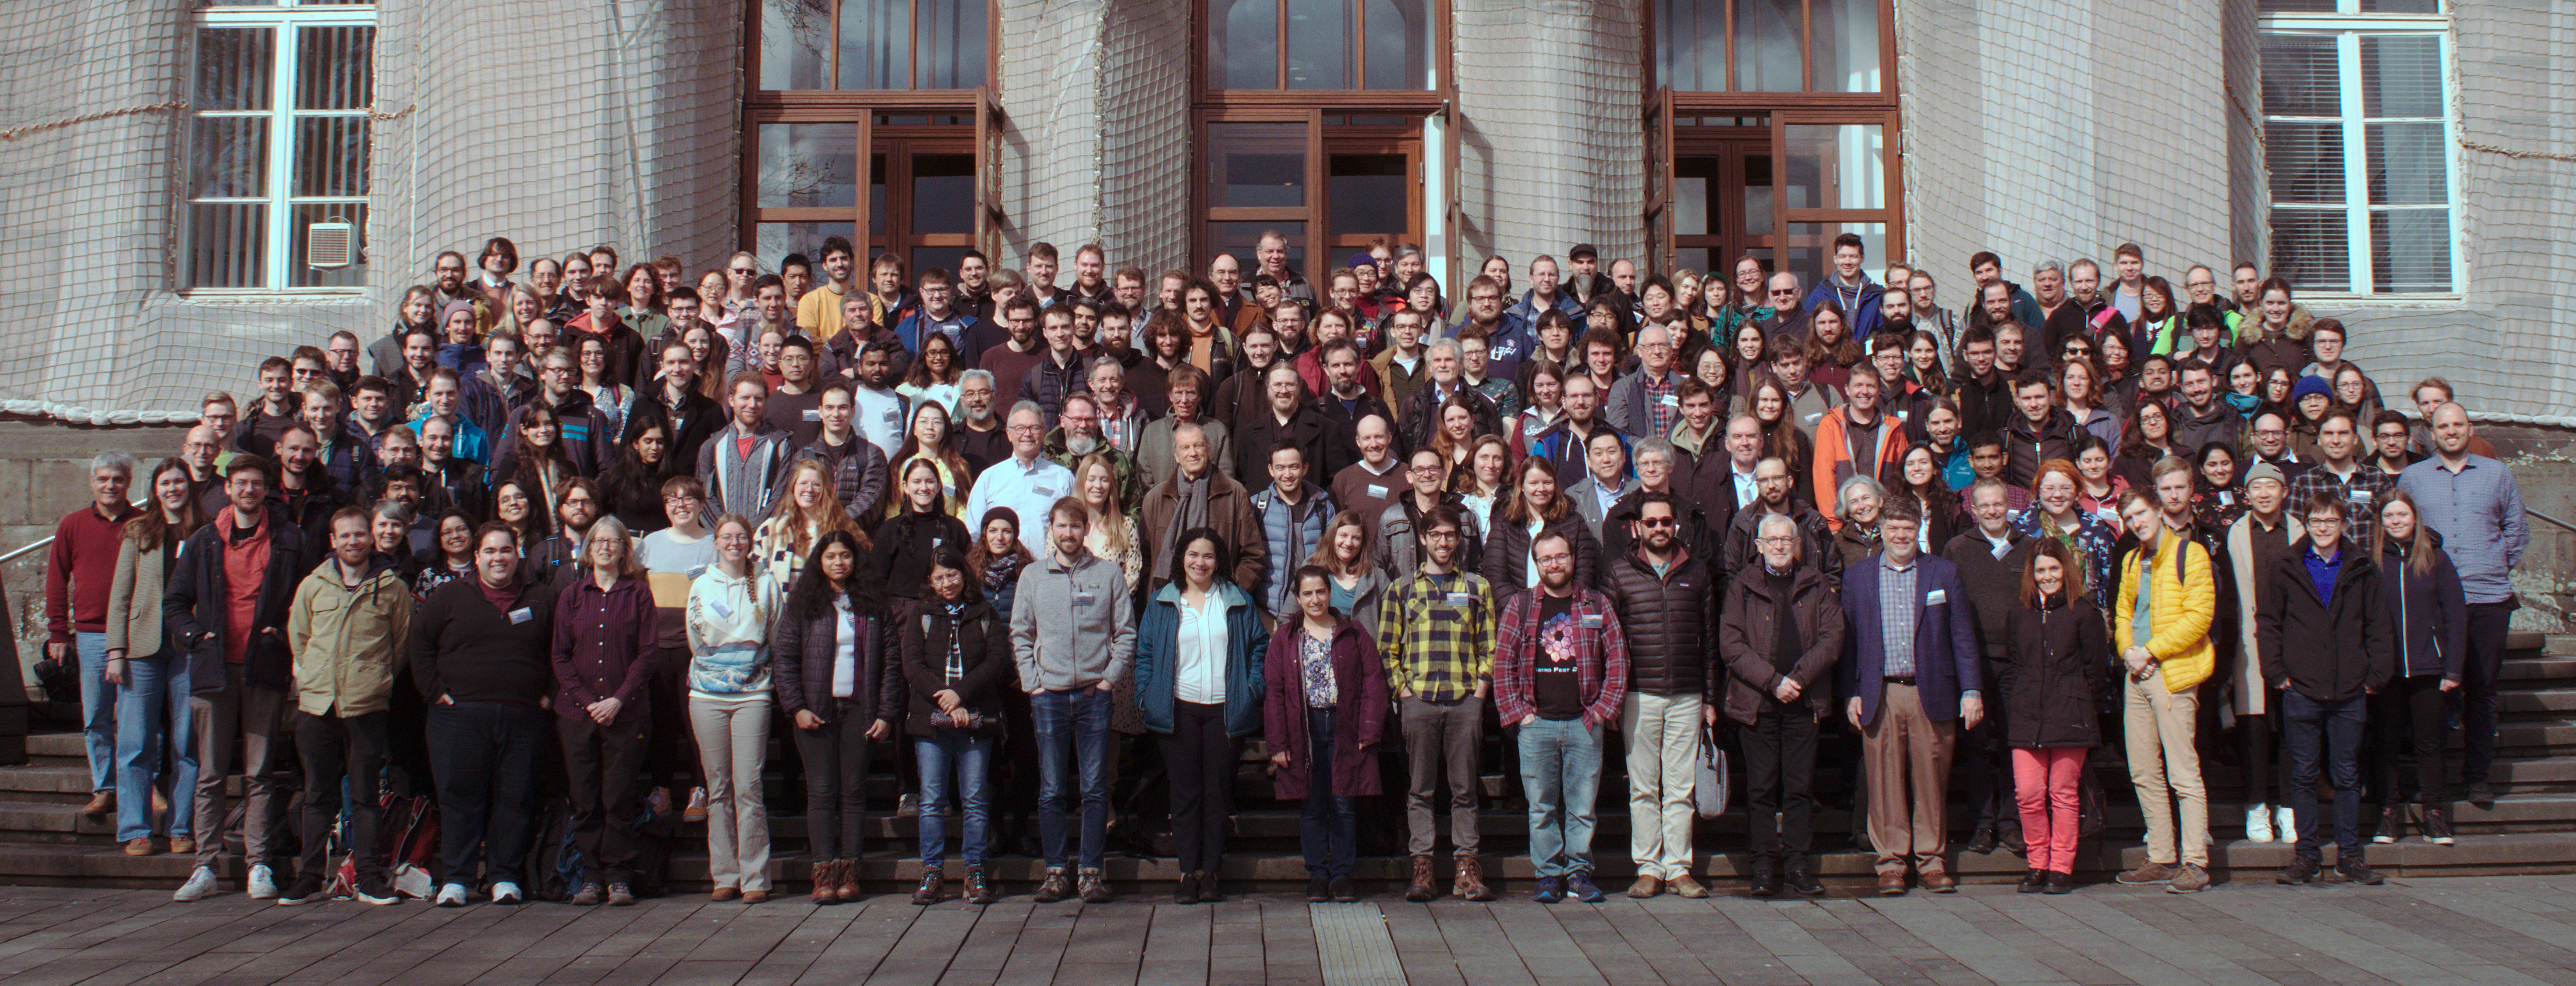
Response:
[1263,566,1387,903]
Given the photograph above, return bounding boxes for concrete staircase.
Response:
[7,633,2576,895]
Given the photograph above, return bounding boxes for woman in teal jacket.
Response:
[1133,528,1269,905]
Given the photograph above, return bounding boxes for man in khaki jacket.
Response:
[279,507,414,905]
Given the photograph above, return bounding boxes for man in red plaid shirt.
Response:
[1493,530,1628,904]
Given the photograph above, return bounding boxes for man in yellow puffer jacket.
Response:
[2110,486,2217,893]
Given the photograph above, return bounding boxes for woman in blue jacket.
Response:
[1132,528,1269,904]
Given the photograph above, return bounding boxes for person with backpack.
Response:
[2110,486,2217,894]
[2001,539,2107,894]
[277,507,414,906]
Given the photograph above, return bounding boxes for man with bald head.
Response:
[1605,323,1687,439]
[1763,272,1812,343]
[2397,399,2529,808]
[182,423,234,518]
[1330,414,1405,541]
[1721,456,1842,590]
[1140,421,1265,598]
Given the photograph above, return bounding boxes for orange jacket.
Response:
[1811,408,1909,529]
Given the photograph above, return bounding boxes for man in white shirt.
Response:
[965,403,1076,534]
[849,345,908,459]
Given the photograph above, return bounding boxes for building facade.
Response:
[1,0,2568,425]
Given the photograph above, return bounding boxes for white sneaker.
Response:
[2245,804,2275,843]
[435,883,469,907]
[173,866,218,902]
[247,864,279,900]
[491,881,524,905]
[2275,804,2298,840]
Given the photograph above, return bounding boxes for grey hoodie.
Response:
[1009,549,1137,692]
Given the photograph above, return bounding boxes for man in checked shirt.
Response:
[1376,504,1497,903]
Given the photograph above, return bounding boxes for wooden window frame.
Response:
[1642,0,1899,106]
[1195,0,1452,102]
[741,0,1001,98]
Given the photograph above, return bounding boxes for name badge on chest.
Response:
[510,607,534,625]
[1579,613,1603,629]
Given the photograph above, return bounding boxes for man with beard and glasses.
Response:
[1042,392,1139,511]
[1136,364,1235,490]
[1598,492,1718,899]
[955,369,1008,470]
[1492,530,1628,904]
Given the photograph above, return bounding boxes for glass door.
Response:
[1669,119,1775,279]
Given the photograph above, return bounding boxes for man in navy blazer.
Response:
[1837,495,1984,895]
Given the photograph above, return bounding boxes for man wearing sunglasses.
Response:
[1598,492,1720,899]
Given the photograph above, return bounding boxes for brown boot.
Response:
[809,860,840,904]
[835,859,863,903]
[1454,855,1494,902]
[1405,855,1437,902]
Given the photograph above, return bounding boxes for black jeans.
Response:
[1742,699,1819,869]
[645,647,701,796]
[1960,656,2015,831]
[2371,674,2450,805]
[791,700,872,860]
[2239,710,2280,807]
[295,710,388,883]
[2459,601,2517,783]
[2282,691,2366,862]
[559,714,651,886]
[426,701,551,882]
[1160,701,1237,875]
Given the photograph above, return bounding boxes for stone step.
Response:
[2504,657,2576,681]
[2501,689,2576,714]
[2544,634,2576,657]
[22,733,83,760]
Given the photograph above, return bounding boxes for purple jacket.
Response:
[549,576,658,723]
[1261,618,1387,800]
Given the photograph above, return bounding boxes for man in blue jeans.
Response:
[1492,531,1629,904]
[44,451,140,822]
[2258,493,2395,886]
[1009,498,1136,904]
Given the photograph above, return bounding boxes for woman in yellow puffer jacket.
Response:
[2109,486,2218,892]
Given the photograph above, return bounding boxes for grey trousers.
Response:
[1400,694,1484,857]
[190,665,287,871]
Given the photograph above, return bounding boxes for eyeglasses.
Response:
[1756,536,1797,547]
[1638,517,1677,528]
[729,267,756,275]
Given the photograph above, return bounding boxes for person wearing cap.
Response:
[1562,245,1607,306]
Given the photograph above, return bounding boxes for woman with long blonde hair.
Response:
[753,459,866,590]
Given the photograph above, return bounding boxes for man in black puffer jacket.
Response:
[1596,492,1720,899]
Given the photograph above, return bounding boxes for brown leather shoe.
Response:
[80,791,114,819]
[1669,874,1710,898]
[810,860,840,904]
[1405,855,1437,902]
[1627,875,1662,898]
[835,858,863,903]
[168,837,195,855]
[123,837,155,856]
[1876,871,1908,896]
[1454,855,1495,902]
[1920,871,1957,893]
[711,886,740,902]
[742,888,771,904]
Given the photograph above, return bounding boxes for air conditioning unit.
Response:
[307,218,355,270]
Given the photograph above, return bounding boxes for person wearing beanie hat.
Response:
[2226,462,2302,843]
[2285,376,2336,463]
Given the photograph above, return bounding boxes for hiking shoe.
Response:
[1035,867,1072,903]
[247,864,279,899]
[278,872,327,906]
[2166,863,2210,894]
[491,880,523,905]
[1566,872,1606,903]
[173,866,217,902]
[572,882,604,906]
[2277,856,2321,885]
[2422,806,2457,845]
[1405,855,1437,902]
[965,865,998,904]
[1077,869,1110,904]
[2338,859,2385,886]
[1532,876,1564,903]
[1329,878,1359,903]
[913,871,945,906]
[607,883,636,907]
[1454,856,1494,901]
[2372,804,2405,844]
[435,883,469,907]
[1306,876,1332,901]
[2116,862,2179,885]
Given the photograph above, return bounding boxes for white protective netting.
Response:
[1452,0,1647,268]
[0,0,740,425]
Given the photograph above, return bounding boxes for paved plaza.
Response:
[5,874,2576,985]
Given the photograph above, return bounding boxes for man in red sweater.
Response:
[44,452,139,818]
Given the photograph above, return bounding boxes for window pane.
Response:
[1213,0,1279,89]
[914,247,971,278]
[1743,153,1774,234]
[919,0,987,89]
[1207,123,1305,208]
[839,0,907,89]
[761,0,829,90]
[190,202,267,288]
[1328,153,1408,239]
[2268,209,2350,292]
[1674,248,1711,277]
[2262,121,2344,204]
[757,222,859,270]
[2256,0,2335,10]
[1812,0,1881,93]
[2367,121,2445,205]
[195,28,274,110]
[1208,221,1305,273]
[1286,0,1352,89]
[870,153,887,236]
[755,123,859,208]
[1363,0,1431,90]
[1656,0,1725,92]
[295,26,372,110]
[2361,0,2440,12]
[1734,0,1801,92]
[2371,210,2451,292]
[190,117,269,199]
[1784,223,1885,289]
[289,201,366,288]
[2361,35,2442,117]
[2260,34,2339,116]
[293,116,368,197]
[1782,124,1883,210]
[1673,158,1717,236]
[912,153,975,234]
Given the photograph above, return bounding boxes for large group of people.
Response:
[39,229,2530,908]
